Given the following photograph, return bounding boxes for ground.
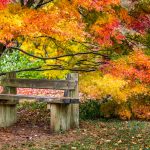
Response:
[0,103,150,150]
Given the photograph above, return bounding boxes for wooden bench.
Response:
[0,73,79,132]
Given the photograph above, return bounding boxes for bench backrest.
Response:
[0,73,79,98]
[1,79,76,90]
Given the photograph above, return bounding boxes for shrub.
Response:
[99,94,150,120]
[131,94,150,120]
[115,103,132,120]
[100,100,117,118]
[80,100,101,120]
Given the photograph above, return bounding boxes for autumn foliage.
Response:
[104,50,150,85]
[0,0,149,120]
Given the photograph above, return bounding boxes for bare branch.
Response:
[35,0,53,9]
[0,65,97,76]
[8,47,105,60]
[0,67,41,76]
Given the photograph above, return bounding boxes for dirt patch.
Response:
[0,103,83,149]
[0,122,85,150]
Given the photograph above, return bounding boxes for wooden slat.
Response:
[65,73,79,128]
[1,79,76,90]
[0,94,79,104]
[0,73,17,127]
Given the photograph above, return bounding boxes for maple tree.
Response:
[0,0,149,110]
[0,0,126,72]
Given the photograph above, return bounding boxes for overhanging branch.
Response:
[0,65,97,76]
[8,47,106,60]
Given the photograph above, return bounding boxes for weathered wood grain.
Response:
[0,73,80,132]
[65,73,79,128]
[50,73,79,132]
[0,73,17,127]
[0,104,17,127]
[50,104,71,132]
[1,79,76,90]
[0,94,79,104]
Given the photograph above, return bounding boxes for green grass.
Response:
[56,120,150,150]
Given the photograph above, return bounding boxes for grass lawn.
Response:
[0,103,149,150]
[59,120,150,150]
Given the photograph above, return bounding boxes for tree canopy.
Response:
[0,0,149,101]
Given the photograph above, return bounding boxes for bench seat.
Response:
[0,94,79,104]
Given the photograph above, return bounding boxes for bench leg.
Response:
[50,104,71,132]
[50,103,79,132]
[70,104,79,128]
[0,104,17,127]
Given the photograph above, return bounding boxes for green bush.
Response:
[80,100,101,120]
